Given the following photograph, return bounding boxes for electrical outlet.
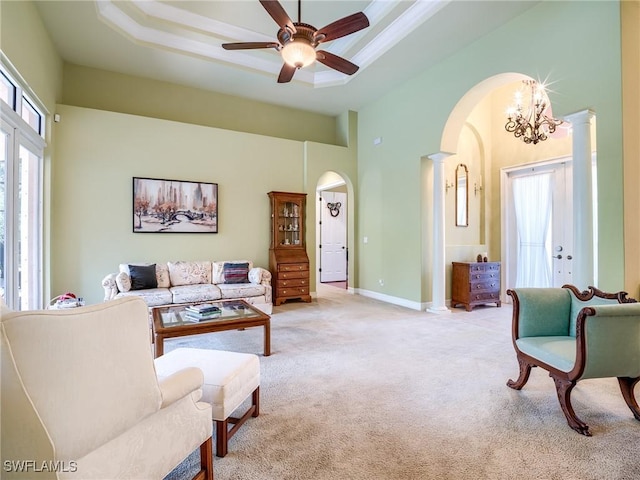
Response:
[378,279,384,286]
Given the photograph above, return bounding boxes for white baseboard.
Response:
[355,288,427,311]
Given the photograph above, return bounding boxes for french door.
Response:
[502,158,573,290]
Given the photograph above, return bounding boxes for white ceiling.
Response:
[34,0,540,116]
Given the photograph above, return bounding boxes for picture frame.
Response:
[133,177,218,233]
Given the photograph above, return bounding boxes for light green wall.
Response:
[358,0,625,304]
[0,0,62,113]
[62,64,339,145]
[52,105,305,304]
[0,0,64,303]
[304,110,358,293]
[52,105,358,304]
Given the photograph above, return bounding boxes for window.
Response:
[0,71,16,109]
[1,60,46,310]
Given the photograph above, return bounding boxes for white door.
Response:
[320,191,347,283]
[549,162,573,286]
[503,159,573,290]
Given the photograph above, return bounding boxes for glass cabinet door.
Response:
[276,199,302,247]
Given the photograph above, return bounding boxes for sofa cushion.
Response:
[516,336,576,373]
[168,261,212,286]
[155,263,170,288]
[212,260,253,284]
[116,271,132,292]
[223,262,250,284]
[116,288,173,307]
[169,284,222,304]
[218,283,266,300]
[118,263,170,289]
[129,264,158,290]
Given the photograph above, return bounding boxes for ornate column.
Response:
[564,109,595,288]
[427,152,453,313]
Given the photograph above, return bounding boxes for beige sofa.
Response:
[102,260,272,314]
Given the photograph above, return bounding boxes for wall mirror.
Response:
[455,163,468,227]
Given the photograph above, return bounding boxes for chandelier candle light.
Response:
[505,80,563,145]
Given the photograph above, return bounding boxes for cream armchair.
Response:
[1,296,213,479]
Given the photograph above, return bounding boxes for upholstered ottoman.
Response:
[154,347,260,457]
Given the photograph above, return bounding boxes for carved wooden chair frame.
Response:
[507,284,639,436]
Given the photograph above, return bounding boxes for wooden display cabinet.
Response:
[268,191,312,306]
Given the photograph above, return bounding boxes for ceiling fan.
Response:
[222,0,370,83]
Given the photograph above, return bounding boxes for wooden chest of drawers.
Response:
[274,262,310,305]
[451,261,501,312]
[269,251,312,306]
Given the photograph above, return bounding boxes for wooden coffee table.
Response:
[150,299,271,358]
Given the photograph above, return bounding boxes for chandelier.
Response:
[505,80,563,145]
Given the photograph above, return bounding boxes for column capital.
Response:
[563,109,595,125]
[428,151,455,163]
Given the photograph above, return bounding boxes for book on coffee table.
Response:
[185,304,221,315]
[184,309,222,321]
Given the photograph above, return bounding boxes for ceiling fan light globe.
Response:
[281,40,316,68]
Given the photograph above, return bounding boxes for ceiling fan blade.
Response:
[222,42,280,51]
[259,0,296,34]
[277,63,297,83]
[316,51,359,75]
[315,12,369,43]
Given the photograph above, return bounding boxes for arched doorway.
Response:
[430,73,593,309]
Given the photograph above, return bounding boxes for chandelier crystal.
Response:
[505,80,563,145]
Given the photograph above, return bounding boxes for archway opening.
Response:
[432,72,586,309]
[316,171,349,291]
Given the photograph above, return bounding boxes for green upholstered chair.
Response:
[506,284,640,436]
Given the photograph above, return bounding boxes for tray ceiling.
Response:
[34,1,540,115]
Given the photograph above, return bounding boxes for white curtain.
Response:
[513,172,552,287]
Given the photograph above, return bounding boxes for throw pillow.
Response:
[167,261,212,286]
[155,263,170,288]
[212,260,253,284]
[115,271,132,292]
[223,262,250,284]
[129,264,158,290]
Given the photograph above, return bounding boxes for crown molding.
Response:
[96,0,450,88]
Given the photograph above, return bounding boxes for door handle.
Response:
[553,254,562,259]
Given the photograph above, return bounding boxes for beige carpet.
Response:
[165,285,640,480]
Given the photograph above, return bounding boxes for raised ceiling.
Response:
[34,1,539,116]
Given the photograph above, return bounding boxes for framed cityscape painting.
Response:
[133,177,218,233]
